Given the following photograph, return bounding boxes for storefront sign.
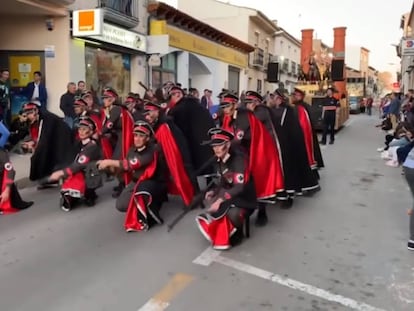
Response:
[72,9,146,52]
[72,9,103,37]
[150,21,248,68]
[402,39,414,56]
[90,23,146,52]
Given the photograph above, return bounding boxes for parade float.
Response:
[295,27,349,130]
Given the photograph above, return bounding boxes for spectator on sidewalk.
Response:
[60,82,77,129]
[389,92,402,130]
[76,80,86,96]
[24,71,47,111]
[7,110,29,153]
[0,69,11,127]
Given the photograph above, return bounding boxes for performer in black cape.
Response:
[98,121,168,232]
[48,116,102,211]
[21,102,75,185]
[166,85,216,175]
[292,88,325,172]
[143,100,196,206]
[271,90,320,197]
[0,122,33,214]
[196,128,256,250]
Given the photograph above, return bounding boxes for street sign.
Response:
[148,54,161,67]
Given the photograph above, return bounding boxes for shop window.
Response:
[152,52,177,89]
[85,46,131,100]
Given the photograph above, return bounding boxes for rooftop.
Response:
[147,1,255,53]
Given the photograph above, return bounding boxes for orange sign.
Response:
[72,9,103,37]
[78,10,95,32]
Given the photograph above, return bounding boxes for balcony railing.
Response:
[251,48,264,68]
[98,0,139,29]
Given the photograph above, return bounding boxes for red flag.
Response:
[121,107,134,185]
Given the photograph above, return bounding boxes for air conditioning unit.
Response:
[40,0,76,5]
[252,59,264,68]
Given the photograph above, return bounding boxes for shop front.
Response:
[148,2,253,97]
[71,9,147,100]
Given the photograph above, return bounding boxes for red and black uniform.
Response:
[116,122,167,232]
[101,88,134,185]
[271,91,320,195]
[196,147,256,250]
[23,102,75,181]
[167,86,216,175]
[293,88,324,173]
[143,101,195,206]
[61,138,101,200]
[216,99,286,201]
[0,149,33,214]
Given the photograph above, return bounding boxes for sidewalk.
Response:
[10,153,35,189]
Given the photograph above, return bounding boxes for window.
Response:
[85,46,131,100]
[282,58,289,71]
[152,52,177,89]
[291,61,297,75]
[257,79,262,94]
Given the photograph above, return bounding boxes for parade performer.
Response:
[292,88,324,173]
[100,88,134,197]
[0,122,33,214]
[98,121,167,232]
[196,128,256,250]
[272,90,320,197]
[48,117,102,212]
[215,93,286,226]
[167,85,216,176]
[22,101,75,185]
[143,100,195,206]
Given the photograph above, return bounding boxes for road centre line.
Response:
[193,248,386,311]
[137,273,194,311]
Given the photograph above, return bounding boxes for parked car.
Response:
[349,96,361,114]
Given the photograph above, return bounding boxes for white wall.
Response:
[177,0,249,42]
[176,50,189,87]
[346,45,361,70]
[69,39,86,83]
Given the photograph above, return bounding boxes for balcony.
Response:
[98,0,139,29]
[251,47,264,68]
[0,0,70,16]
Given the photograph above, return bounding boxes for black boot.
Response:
[60,194,72,212]
[84,189,97,207]
[255,203,268,227]
[280,198,293,209]
[112,182,125,198]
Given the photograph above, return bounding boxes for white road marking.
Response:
[137,299,169,311]
[193,249,386,311]
[192,247,221,266]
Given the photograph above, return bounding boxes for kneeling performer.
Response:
[98,121,167,232]
[196,128,256,250]
[49,116,101,211]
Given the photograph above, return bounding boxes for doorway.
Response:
[0,51,45,117]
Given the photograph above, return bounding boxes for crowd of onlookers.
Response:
[376,89,414,251]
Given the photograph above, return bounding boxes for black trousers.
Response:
[322,111,336,143]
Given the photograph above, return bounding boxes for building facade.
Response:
[177,0,278,95]
[147,2,253,98]
[273,27,302,93]
[0,0,149,116]
[398,7,414,93]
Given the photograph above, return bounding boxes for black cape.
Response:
[297,101,325,169]
[30,111,75,181]
[271,104,320,194]
[168,97,215,175]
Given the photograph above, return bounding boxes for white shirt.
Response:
[32,82,40,100]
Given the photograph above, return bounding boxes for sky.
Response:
[163,0,412,75]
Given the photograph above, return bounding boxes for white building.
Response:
[273,27,302,93]
[398,9,414,93]
[177,0,279,94]
[147,2,253,97]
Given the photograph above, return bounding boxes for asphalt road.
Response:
[1,114,413,311]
